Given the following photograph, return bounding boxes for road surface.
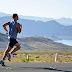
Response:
[0,63,72,72]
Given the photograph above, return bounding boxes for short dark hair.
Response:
[12,13,18,18]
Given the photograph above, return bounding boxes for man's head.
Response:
[12,13,18,21]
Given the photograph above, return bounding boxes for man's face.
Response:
[14,15,18,21]
[16,15,18,20]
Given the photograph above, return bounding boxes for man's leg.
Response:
[2,46,12,60]
[11,43,21,54]
[0,46,12,66]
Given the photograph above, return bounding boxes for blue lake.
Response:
[55,40,72,46]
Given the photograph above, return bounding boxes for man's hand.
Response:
[6,31,8,35]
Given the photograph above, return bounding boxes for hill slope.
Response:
[0,33,72,52]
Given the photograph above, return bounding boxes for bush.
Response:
[21,59,26,62]
[30,58,35,61]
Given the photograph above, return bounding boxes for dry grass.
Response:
[0,52,72,63]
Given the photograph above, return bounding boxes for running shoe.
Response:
[7,53,11,61]
[0,60,6,66]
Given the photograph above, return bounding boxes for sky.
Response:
[0,0,72,18]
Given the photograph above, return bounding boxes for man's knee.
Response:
[18,45,21,49]
[16,44,21,49]
[15,43,21,49]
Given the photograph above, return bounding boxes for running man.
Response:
[0,14,22,66]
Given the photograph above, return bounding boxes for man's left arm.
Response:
[16,23,22,33]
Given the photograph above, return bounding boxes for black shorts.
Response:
[8,38,18,48]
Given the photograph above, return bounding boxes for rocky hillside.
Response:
[0,33,72,52]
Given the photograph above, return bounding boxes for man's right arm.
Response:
[3,22,9,35]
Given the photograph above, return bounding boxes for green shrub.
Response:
[21,59,26,62]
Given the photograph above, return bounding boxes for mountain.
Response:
[0,33,72,52]
[0,16,72,40]
[19,15,72,26]
[0,12,72,26]
[55,17,72,26]
[0,12,11,17]
[0,12,53,22]
[19,15,53,22]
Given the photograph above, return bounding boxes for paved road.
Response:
[0,63,72,72]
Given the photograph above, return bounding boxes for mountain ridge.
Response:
[0,16,72,40]
[0,12,72,26]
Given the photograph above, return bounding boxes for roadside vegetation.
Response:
[0,52,72,63]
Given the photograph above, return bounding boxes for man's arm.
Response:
[3,22,9,34]
[16,23,22,33]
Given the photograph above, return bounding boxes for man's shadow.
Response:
[5,65,71,72]
[20,67,71,72]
